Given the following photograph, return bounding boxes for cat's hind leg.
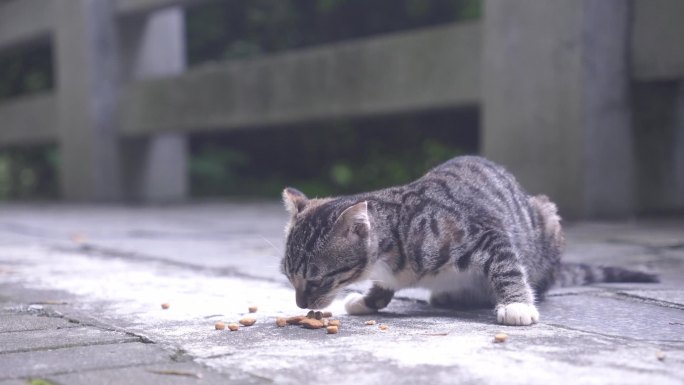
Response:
[345,284,394,315]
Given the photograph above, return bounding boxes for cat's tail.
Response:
[556,263,659,287]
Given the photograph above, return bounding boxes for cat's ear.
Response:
[282,187,308,216]
[332,201,370,239]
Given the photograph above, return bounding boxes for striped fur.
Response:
[280,156,657,326]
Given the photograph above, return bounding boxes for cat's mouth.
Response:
[304,293,336,310]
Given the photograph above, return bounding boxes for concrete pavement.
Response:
[0,203,683,384]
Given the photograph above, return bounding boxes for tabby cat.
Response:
[280,156,657,326]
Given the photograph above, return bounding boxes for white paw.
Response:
[344,293,377,315]
[496,302,539,326]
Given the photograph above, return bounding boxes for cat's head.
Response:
[280,187,373,309]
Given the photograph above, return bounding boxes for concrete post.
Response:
[54,0,122,201]
[675,84,684,211]
[482,0,634,218]
[54,2,188,202]
[632,82,684,215]
[119,8,188,202]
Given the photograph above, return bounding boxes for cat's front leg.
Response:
[345,284,395,315]
[482,241,538,326]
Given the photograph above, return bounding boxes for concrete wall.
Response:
[632,0,684,80]
[633,82,684,215]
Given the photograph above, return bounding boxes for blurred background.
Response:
[0,0,682,219]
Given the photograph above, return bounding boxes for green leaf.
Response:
[28,379,57,385]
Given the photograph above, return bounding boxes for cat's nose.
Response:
[295,289,308,309]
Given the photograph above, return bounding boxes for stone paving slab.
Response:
[563,220,684,247]
[0,326,138,354]
[0,342,171,380]
[0,314,78,333]
[617,289,684,308]
[48,362,263,385]
[199,300,684,385]
[0,204,683,384]
[0,380,26,385]
[539,292,684,342]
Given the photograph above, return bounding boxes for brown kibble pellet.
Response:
[656,351,666,361]
[314,311,323,320]
[228,323,239,331]
[328,319,341,327]
[248,306,258,313]
[364,320,377,326]
[161,303,170,309]
[276,317,288,327]
[306,310,315,318]
[327,325,339,334]
[494,333,508,343]
[239,318,256,326]
[379,324,389,331]
[286,315,306,325]
[321,311,333,318]
[300,318,324,329]
[215,322,225,330]
[70,233,87,244]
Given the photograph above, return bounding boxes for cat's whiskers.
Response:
[259,235,283,255]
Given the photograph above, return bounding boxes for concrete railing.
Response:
[1,0,683,217]
[120,22,481,136]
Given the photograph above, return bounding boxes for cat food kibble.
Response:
[239,318,257,326]
[328,319,341,327]
[214,322,225,330]
[306,310,323,320]
[327,325,339,334]
[300,318,324,329]
[228,323,239,331]
[494,333,508,343]
[161,303,170,309]
[276,317,288,327]
[248,306,258,313]
[379,324,389,331]
[321,318,329,327]
[364,320,377,326]
[286,315,306,325]
[322,311,333,318]
[656,351,666,361]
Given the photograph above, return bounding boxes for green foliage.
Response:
[0,146,59,201]
[189,145,249,196]
[186,0,481,65]
[27,379,56,385]
[190,108,478,198]
[0,43,53,101]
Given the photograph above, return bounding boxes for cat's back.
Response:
[418,155,535,229]
[429,156,516,186]
[425,156,528,201]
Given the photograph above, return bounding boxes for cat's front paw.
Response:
[496,302,539,326]
[344,293,377,315]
